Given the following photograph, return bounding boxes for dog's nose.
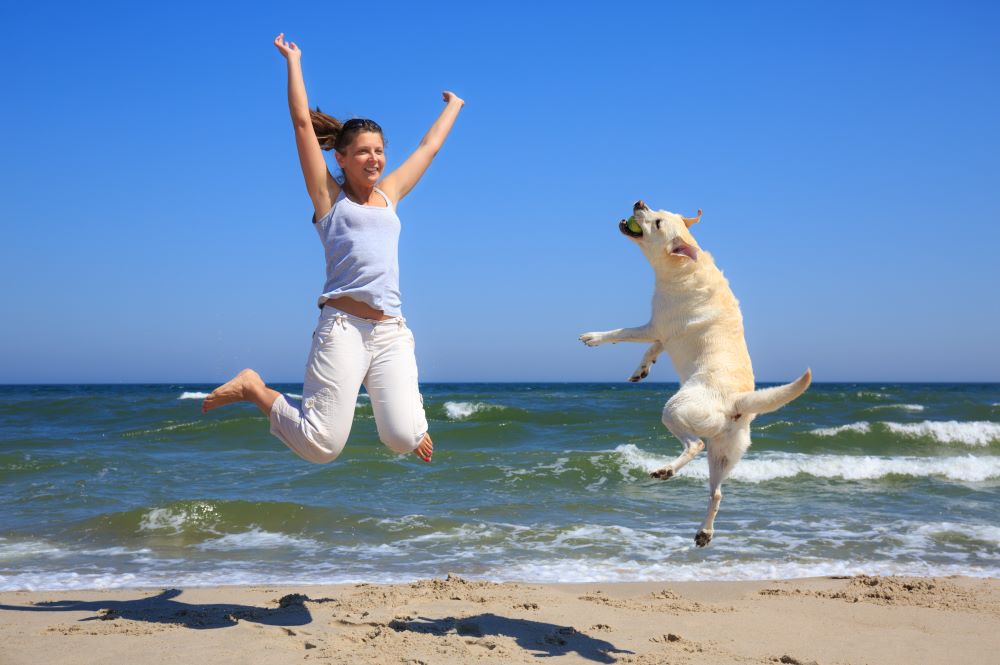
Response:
[633,200,647,212]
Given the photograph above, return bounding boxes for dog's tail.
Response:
[733,369,812,415]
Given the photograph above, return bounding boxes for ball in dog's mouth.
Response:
[620,216,643,238]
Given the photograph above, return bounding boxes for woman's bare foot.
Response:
[414,432,433,462]
[202,369,264,413]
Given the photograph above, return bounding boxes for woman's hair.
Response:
[310,108,384,153]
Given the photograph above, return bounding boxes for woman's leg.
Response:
[269,312,370,463]
[202,369,280,415]
[365,322,433,461]
[204,311,369,464]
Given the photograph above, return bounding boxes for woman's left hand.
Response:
[273,33,301,61]
[442,91,465,107]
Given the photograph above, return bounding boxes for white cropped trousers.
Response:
[268,307,428,463]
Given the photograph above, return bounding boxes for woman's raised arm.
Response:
[274,33,339,219]
[380,91,464,205]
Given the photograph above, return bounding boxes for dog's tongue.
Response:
[670,240,698,261]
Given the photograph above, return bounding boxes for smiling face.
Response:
[619,200,701,264]
[335,130,385,190]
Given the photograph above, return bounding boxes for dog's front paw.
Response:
[694,530,713,548]
[628,368,649,383]
[579,332,604,347]
[650,466,674,480]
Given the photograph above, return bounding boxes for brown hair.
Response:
[310,108,384,153]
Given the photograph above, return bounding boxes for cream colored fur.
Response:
[580,200,811,547]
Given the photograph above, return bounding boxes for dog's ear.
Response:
[682,209,702,228]
[670,240,698,261]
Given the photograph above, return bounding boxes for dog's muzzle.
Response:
[619,218,642,238]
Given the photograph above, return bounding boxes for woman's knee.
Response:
[301,430,349,463]
[378,427,423,455]
[273,426,347,464]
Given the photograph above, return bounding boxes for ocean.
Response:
[1,383,998,591]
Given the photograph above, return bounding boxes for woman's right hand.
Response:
[273,33,301,61]
[442,90,465,107]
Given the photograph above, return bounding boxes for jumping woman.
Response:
[202,33,464,465]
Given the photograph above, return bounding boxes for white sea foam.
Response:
[396,522,528,548]
[884,420,1000,446]
[725,454,1000,483]
[367,514,431,531]
[909,522,1000,547]
[612,444,1000,483]
[809,419,1000,446]
[138,503,220,534]
[443,401,504,420]
[139,508,190,533]
[866,404,925,412]
[6,557,999,592]
[547,524,689,552]
[0,539,66,561]
[195,528,322,553]
[490,557,997,584]
[0,539,151,562]
[812,422,871,436]
[857,391,890,400]
[5,517,1000,591]
[79,547,153,557]
[501,458,570,479]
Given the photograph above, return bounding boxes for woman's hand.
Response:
[442,90,465,107]
[273,33,301,61]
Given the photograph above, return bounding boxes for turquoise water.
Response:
[1,383,999,591]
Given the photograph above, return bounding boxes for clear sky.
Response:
[2,1,998,383]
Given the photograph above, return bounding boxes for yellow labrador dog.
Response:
[580,200,811,547]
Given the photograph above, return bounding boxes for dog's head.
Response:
[619,200,702,267]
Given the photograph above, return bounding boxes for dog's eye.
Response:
[655,219,662,229]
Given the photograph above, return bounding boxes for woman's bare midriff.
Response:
[323,296,391,321]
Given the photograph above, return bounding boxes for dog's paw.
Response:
[579,332,604,347]
[694,530,713,548]
[628,368,649,383]
[650,466,674,480]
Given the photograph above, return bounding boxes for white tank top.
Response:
[313,187,402,316]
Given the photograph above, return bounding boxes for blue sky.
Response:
[2,1,998,383]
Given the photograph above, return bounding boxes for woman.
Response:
[202,33,464,465]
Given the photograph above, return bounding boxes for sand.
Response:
[1,575,998,664]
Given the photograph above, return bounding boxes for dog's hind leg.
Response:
[694,443,744,547]
[650,427,704,480]
[629,341,663,382]
[651,390,721,480]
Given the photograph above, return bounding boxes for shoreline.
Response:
[2,574,998,664]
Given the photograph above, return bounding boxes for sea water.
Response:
[1,383,998,591]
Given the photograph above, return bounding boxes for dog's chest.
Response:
[650,286,719,337]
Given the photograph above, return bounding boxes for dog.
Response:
[580,200,811,547]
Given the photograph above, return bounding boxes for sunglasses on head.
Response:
[342,118,382,132]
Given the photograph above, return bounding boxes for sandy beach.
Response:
[1,574,997,664]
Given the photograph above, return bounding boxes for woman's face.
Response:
[335,131,385,188]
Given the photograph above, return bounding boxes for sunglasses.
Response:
[341,118,382,133]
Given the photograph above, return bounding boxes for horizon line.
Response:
[2,380,998,387]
